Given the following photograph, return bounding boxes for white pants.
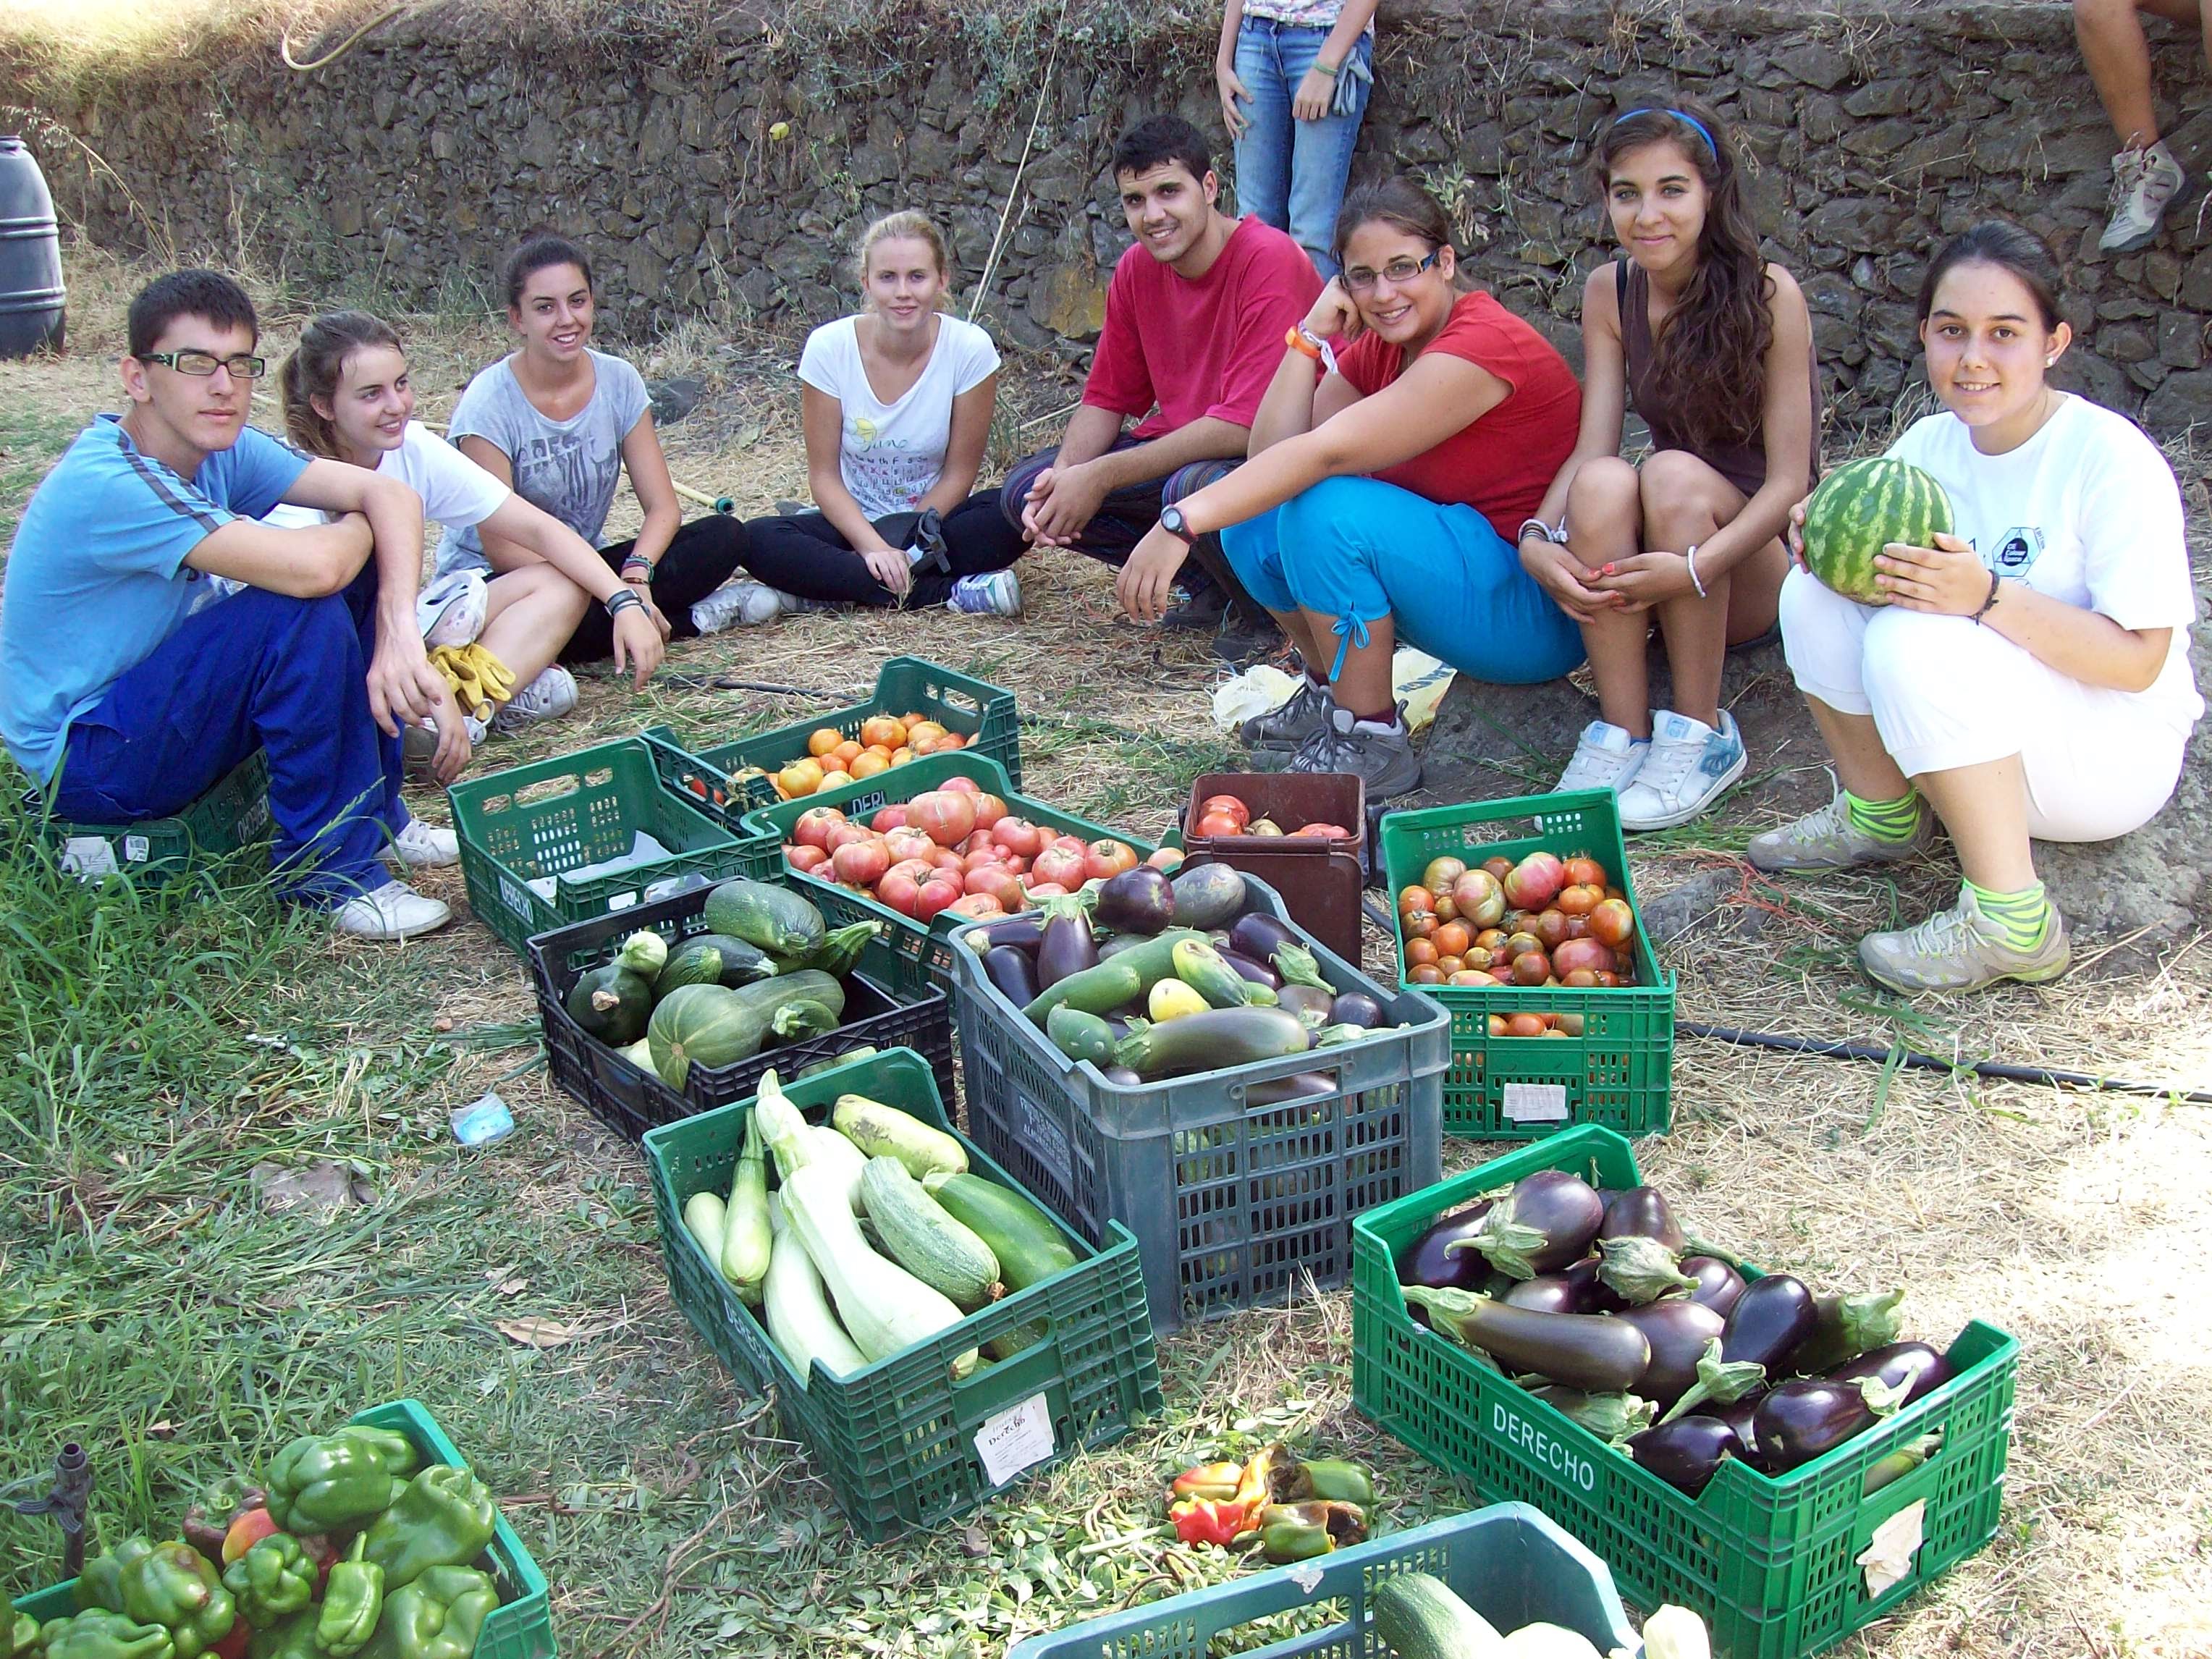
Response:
[1778,566,2187,843]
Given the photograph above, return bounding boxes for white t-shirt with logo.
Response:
[1886,396,2204,735]
[797,313,1000,519]
[264,421,511,532]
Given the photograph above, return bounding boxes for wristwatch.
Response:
[1159,505,1198,546]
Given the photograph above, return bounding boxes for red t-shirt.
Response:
[1084,216,1322,440]
[1335,290,1583,539]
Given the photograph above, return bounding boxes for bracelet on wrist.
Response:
[621,554,654,577]
[1314,58,1340,76]
[1285,324,1324,362]
[1517,518,1568,546]
[1685,544,1707,599]
[605,588,646,620]
[1973,569,2002,622]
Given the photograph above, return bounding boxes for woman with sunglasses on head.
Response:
[1522,101,1817,830]
[1115,177,1584,798]
[1753,220,2201,994]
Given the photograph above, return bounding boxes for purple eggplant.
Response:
[1681,1256,1747,1320]
[1826,1341,1952,1407]
[1595,1235,1697,1304]
[1461,1169,1606,1280]
[983,945,1040,1005]
[1227,911,1300,965]
[1327,990,1385,1029]
[1629,1416,1742,1498]
[1615,1299,1727,1412]
[1169,862,1248,929]
[1245,1071,1336,1106]
[1401,1287,1651,1393]
[1098,933,1149,961]
[1791,1289,1907,1375]
[1277,983,1335,1022]
[1096,866,1175,934]
[1504,1274,1583,1314]
[1710,1391,1765,1463]
[1102,1064,1141,1085]
[1719,1274,1817,1372]
[961,914,1047,955]
[1397,1201,1498,1292]
[1219,949,1280,989]
[1599,1186,1685,1251]
[1037,895,1099,989]
[1752,1378,1895,1473]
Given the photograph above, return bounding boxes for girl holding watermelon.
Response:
[1757,220,2203,993]
[1521,101,1819,830]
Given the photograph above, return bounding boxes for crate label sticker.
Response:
[607,890,640,912]
[1016,1101,1074,1189]
[1491,1401,1597,1492]
[1502,1082,1569,1123]
[1286,1562,1325,1594]
[499,875,533,919]
[124,834,151,863]
[1857,1499,1925,1598]
[62,837,119,880]
[974,1393,1055,1487]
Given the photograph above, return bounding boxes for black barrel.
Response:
[0,135,65,358]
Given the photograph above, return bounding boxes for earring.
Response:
[2045,356,2055,366]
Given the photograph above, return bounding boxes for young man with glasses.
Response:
[1,269,470,938]
[998,115,1319,642]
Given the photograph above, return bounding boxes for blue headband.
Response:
[1616,108,1718,156]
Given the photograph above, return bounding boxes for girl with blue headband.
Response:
[1520,99,1820,829]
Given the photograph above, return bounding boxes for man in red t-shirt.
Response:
[998,115,1320,632]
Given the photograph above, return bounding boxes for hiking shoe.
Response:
[947,570,1022,615]
[1618,709,1747,830]
[1557,719,1651,796]
[1160,583,1229,631]
[691,578,784,633]
[1747,791,1932,873]
[417,569,489,647]
[1857,884,2070,994]
[388,815,459,869]
[2101,140,2185,253]
[1239,675,1333,751]
[1287,702,1422,800]
[332,879,452,940]
[493,664,578,734]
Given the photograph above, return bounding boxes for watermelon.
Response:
[1799,456,1954,607]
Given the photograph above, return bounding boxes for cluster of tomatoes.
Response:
[751,714,973,802]
[782,772,1171,923]
[1190,792,1354,840]
[1397,848,1640,993]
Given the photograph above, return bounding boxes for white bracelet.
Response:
[1686,543,1707,598]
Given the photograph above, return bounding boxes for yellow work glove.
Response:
[428,643,518,722]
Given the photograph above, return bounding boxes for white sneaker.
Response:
[388,815,460,869]
[332,879,452,940]
[947,570,1021,616]
[491,664,578,734]
[1617,708,1747,830]
[1557,720,1650,795]
[690,579,784,633]
[769,587,845,615]
[2100,140,2185,253]
[417,570,489,647]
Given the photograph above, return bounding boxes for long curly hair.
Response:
[1595,100,1773,453]
[281,309,402,459]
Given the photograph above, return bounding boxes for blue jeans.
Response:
[1231,18,1373,276]
[1220,476,1585,684]
[51,561,406,905]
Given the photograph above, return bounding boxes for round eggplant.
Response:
[1825,1341,1953,1407]
[1218,949,1280,989]
[1227,911,1301,966]
[1397,1201,1498,1292]
[1615,1299,1727,1412]
[1096,866,1175,935]
[1102,1064,1142,1085]
[1598,1185,1685,1251]
[1681,1255,1747,1320]
[1244,1071,1336,1107]
[1328,990,1386,1029]
[1629,1416,1742,1498]
[1468,1169,1607,1279]
[1718,1274,1817,1372]
[1169,861,1248,930]
[1752,1379,1884,1473]
[1791,1288,1907,1374]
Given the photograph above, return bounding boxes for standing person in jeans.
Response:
[999,115,1320,634]
[1215,0,1378,277]
[2072,0,2208,250]
[740,211,1024,617]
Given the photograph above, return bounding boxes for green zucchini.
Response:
[657,932,777,992]
[859,1157,1002,1309]
[1173,937,1275,1008]
[832,1094,968,1178]
[567,963,653,1045]
[704,877,827,960]
[1114,1005,1310,1080]
[921,1172,1078,1291]
[1023,929,1207,1025]
[1046,1005,1116,1067]
[1368,1571,1507,1659]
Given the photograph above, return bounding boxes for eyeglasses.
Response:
[139,350,268,379]
[1341,250,1441,292]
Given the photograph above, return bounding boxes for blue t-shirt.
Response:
[0,414,308,781]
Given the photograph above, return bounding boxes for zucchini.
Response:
[658,932,777,992]
[762,1225,865,1385]
[798,1045,878,1078]
[682,1190,727,1266]
[832,1094,968,1178]
[704,877,827,961]
[567,963,652,1045]
[1368,1572,1507,1659]
[859,1156,1002,1309]
[720,1112,772,1299]
[921,1172,1078,1291]
[1045,1006,1115,1067]
[807,1124,869,1213]
[616,929,669,979]
[1173,937,1275,1008]
[1114,1005,1310,1079]
[781,1161,977,1376]
[1022,929,1208,1025]
[647,973,847,1088]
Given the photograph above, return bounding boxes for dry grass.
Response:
[7,237,2212,1658]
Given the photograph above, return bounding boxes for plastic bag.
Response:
[1210,650,1458,735]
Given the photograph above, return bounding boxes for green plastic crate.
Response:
[641,1047,1162,1540]
[1008,1501,1637,1659]
[641,654,1022,826]
[37,749,271,885]
[1378,790,1674,1138]
[741,751,1156,994]
[447,736,776,956]
[11,1399,554,1659]
[1351,1127,2017,1659]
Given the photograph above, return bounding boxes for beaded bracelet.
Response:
[621,554,654,581]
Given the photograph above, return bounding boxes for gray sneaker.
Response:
[1858,884,2069,994]
[2100,140,2186,253]
[691,578,784,633]
[1747,792,1931,873]
[1287,702,1422,800]
[1240,676,1333,751]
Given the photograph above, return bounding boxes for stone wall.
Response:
[12,0,2212,441]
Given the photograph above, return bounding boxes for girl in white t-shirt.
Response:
[277,310,665,759]
[1754,221,2203,994]
[740,211,1026,614]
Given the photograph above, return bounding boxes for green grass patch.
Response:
[0,407,82,543]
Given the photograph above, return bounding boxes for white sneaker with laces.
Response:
[2100,140,2185,253]
[332,879,452,940]
[491,664,578,734]
[690,578,785,633]
[417,570,489,647]
[947,570,1022,616]
[388,816,460,869]
[1617,708,1746,830]
[1557,720,1650,795]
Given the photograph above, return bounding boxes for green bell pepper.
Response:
[313,1537,383,1659]
[360,1467,497,1591]
[1297,1458,1377,1507]
[1256,1500,1368,1564]
[245,1614,319,1659]
[75,1540,157,1614]
[358,1567,498,1659]
[7,1611,43,1659]
[221,1533,317,1630]
[41,1611,175,1659]
[109,1541,236,1659]
[264,1428,419,1535]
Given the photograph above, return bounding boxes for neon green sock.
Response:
[1844,789,1920,845]
[1966,879,2053,952]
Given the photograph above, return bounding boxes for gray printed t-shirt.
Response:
[434,349,651,575]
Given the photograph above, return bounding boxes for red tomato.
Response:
[1398,885,1435,914]
[1410,963,1444,984]
[830,839,890,888]
[940,774,983,796]
[1504,1013,1550,1038]
[1533,908,1571,950]
[884,827,935,864]
[1451,871,1506,929]
[1023,882,1068,900]
[926,845,966,872]
[966,867,1028,912]
[1482,855,1515,883]
[1290,822,1349,837]
[1422,856,1468,894]
[1563,856,1607,890]
[971,792,1008,830]
[1002,854,1029,874]
[1560,967,1599,988]
[1502,851,1566,911]
[1032,844,1087,888]
[876,868,923,916]
[1199,793,1251,830]
[963,845,1009,873]
[961,829,995,854]
[908,789,978,847]
[1552,937,1613,976]
[1556,882,1600,917]
[1195,811,1245,837]
[793,806,846,852]
[1083,839,1139,881]
[824,820,875,853]
[785,843,831,874]
[869,804,908,832]
[1511,950,1553,986]
[1047,833,1088,855]
[1588,898,1636,947]
[946,892,1005,919]
[913,878,966,921]
[991,816,1044,857]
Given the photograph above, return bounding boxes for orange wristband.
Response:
[1284,324,1324,361]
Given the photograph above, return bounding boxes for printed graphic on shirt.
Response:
[515,430,617,528]
[1988,526,2046,576]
